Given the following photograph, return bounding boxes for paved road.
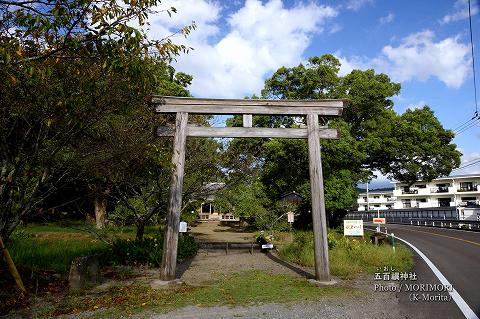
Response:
[367,223,480,318]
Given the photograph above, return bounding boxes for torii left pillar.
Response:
[160,112,188,280]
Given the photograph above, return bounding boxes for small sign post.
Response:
[287,211,295,223]
[373,217,386,233]
[343,220,364,237]
[179,221,188,233]
[287,211,294,241]
[391,233,396,253]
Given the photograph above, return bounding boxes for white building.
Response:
[392,174,480,209]
[357,174,480,211]
[357,191,395,211]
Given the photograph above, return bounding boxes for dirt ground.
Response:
[189,221,255,243]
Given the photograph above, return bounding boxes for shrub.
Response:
[177,235,198,261]
[106,236,163,267]
[105,234,198,267]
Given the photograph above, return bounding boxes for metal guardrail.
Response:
[348,216,480,231]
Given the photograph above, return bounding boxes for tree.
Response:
[0,0,195,241]
[227,54,461,224]
[363,107,461,184]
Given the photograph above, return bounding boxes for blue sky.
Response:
[144,0,480,186]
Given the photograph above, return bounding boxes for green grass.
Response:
[8,238,109,272]
[18,222,161,239]
[279,231,414,279]
[41,270,352,318]
[6,222,173,273]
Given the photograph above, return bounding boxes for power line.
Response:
[468,0,478,115]
[461,156,480,165]
[455,117,480,135]
[452,112,479,131]
[451,0,479,133]
[453,159,480,171]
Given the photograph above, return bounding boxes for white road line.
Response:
[370,228,479,319]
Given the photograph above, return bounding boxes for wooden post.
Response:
[243,114,252,127]
[160,112,188,280]
[306,114,331,282]
[0,237,26,293]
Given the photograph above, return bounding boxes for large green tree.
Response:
[226,54,461,225]
[0,0,195,241]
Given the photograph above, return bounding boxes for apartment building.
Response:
[357,191,395,211]
[357,174,480,211]
[392,174,480,209]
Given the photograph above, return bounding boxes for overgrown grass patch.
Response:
[279,231,413,279]
[17,222,161,240]
[42,270,351,318]
[8,238,109,273]
[5,222,171,273]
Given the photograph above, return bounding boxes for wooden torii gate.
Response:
[153,96,345,283]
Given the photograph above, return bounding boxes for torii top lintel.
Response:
[152,96,346,116]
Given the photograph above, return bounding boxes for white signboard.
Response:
[179,221,188,233]
[287,211,295,223]
[344,220,364,236]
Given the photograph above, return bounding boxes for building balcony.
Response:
[402,190,418,195]
[430,187,449,194]
[417,188,431,195]
[418,202,431,208]
[457,185,479,192]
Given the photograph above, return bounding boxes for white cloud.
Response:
[336,30,471,88]
[381,31,470,87]
[144,0,338,98]
[440,0,479,24]
[335,53,366,76]
[379,12,394,25]
[329,23,343,34]
[346,0,373,11]
[406,100,427,111]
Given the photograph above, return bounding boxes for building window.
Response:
[459,182,476,192]
[402,199,411,208]
[461,197,477,205]
[433,183,450,193]
[415,184,426,188]
[201,203,214,214]
[373,196,379,199]
[438,198,451,207]
[402,187,417,194]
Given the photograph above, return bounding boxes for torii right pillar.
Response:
[306,114,332,283]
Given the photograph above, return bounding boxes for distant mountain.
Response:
[356,187,394,193]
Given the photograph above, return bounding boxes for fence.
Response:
[345,207,480,231]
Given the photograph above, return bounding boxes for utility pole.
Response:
[366,181,370,213]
